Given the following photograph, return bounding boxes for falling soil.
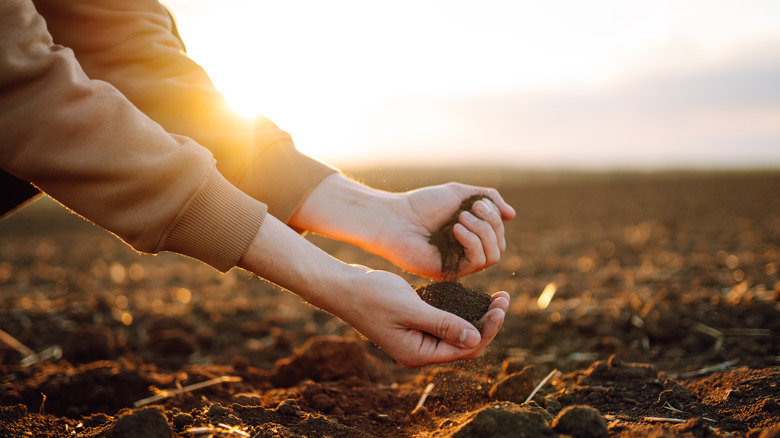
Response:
[427,194,491,279]
[415,281,491,330]
[2,170,780,437]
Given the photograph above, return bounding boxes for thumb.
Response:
[416,305,482,349]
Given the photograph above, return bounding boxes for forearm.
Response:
[237,214,363,316]
[288,173,401,247]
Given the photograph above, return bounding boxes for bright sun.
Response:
[163,0,780,169]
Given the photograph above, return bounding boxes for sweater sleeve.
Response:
[0,0,266,272]
[32,0,338,223]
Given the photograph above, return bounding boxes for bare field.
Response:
[1,169,779,437]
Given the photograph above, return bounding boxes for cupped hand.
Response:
[335,268,510,368]
[375,182,516,280]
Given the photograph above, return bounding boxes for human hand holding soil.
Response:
[289,174,516,280]
[238,213,510,367]
[332,269,510,368]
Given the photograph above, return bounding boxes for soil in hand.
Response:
[427,194,491,279]
[416,281,491,330]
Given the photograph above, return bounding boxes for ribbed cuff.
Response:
[161,168,266,272]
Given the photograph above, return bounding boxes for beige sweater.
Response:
[0,0,336,271]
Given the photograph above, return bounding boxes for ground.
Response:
[1,169,778,437]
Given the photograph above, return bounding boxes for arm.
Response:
[238,214,509,368]
[289,173,517,279]
[33,0,337,223]
[0,0,264,271]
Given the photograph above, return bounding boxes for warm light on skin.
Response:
[161,1,780,168]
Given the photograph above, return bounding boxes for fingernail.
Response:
[460,328,480,348]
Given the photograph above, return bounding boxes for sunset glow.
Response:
[162,1,780,169]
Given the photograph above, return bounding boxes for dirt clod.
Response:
[489,365,536,403]
[108,407,172,438]
[448,402,555,438]
[552,405,608,438]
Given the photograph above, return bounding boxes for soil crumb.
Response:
[428,194,491,279]
[416,281,491,329]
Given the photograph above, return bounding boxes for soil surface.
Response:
[1,170,779,437]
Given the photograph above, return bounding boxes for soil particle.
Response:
[489,365,536,403]
[551,405,609,438]
[416,281,491,329]
[108,407,172,438]
[428,194,492,279]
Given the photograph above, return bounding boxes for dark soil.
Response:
[427,194,491,279]
[415,281,491,329]
[1,170,779,437]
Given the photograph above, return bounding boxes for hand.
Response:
[334,268,510,368]
[289,174,516,279]
[379,182,516,279]
[238,215,510,368]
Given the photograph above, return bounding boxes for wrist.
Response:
[289,173,401,247]
[237,213,367,316]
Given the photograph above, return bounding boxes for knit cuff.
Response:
[161,168,266,272]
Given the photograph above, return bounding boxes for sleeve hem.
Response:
[161,168,267,272]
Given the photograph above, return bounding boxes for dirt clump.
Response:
[552,405,609,438]
[108,407,172,438]
[489,364,536,403]
[445,401,555,437]
[415,281,491,329]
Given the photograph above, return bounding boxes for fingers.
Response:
[489,291,511,313]
[399,291,510,367]
[417,305,481,350]
[453,198,506,272]
[482,188,516,221]
[473,199,507,253]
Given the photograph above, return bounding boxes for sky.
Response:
[162,1,780,170]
